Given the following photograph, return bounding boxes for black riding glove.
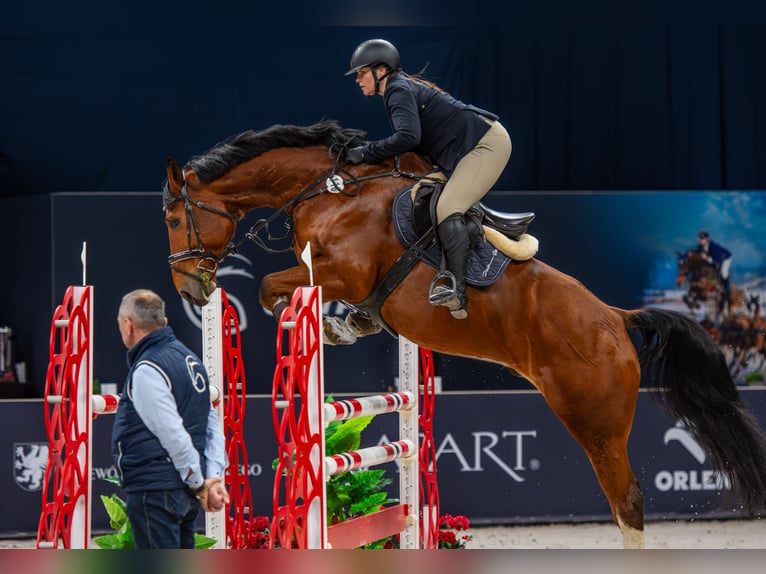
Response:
[345,146,366,165]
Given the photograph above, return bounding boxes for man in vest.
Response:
[111,289,229,549]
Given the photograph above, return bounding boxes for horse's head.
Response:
[162,120,385,306]
[163,158,239,306]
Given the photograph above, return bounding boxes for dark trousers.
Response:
[126,489,200,549]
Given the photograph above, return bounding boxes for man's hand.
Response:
[199,477,230,512]
[345,146,366,165]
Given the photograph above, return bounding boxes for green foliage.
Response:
[326,467,397,525]
[325,415,372,455]
[93,494,134,550]
[743,370,764,384]
[272,397,400,530]
[193,533,218,549]
[318,399,400,526]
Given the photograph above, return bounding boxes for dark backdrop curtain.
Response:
[1,15,764,197]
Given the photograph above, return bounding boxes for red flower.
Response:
[452,515,470,531]
[438,531,457,546]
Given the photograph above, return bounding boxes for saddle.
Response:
[410,175,535,241]
[348,177,537,337]
[394,177,536,285]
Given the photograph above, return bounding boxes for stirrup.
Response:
[429,272,468,319]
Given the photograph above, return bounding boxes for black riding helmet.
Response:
[345,39,401,95]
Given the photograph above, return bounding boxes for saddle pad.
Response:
[392,186,511,287]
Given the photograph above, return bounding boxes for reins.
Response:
[240,138,425,255]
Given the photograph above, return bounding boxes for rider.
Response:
[343,38,512,319]
[695,230,733,299]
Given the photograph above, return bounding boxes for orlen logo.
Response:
[654,421,730,492]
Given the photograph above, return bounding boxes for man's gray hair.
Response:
[119,289,166,331]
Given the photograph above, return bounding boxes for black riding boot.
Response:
[429,213,474,319]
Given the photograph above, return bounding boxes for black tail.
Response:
[629,307,766,515]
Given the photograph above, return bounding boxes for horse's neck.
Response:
[232,149,329,213]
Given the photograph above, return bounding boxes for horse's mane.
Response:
[162,120,366,209]
[188,120,367,184]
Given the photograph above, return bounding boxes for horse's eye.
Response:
[168,218,182,230]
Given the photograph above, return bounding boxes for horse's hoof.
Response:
[345,311,382,337]
[323,316,358,346]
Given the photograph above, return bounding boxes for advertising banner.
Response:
[4,388,764,536]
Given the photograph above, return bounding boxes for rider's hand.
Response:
[345,146,366,165]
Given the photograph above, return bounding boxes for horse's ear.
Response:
[166,158,184,192]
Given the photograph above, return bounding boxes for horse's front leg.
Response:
[259,265,310,317]
[259,266,359,346]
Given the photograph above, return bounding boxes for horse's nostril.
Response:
[180,290,193,302]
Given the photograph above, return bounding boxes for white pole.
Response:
[202,289,226,548]
[305,285,326,548]
[81,242,87,286]
[398,335,420,549]
[70,285,93,548]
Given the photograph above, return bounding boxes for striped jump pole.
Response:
[270,285,439,549]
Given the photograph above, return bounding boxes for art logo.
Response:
[14,443,48,492]
[378,430,540,482]
[654,421,730,492]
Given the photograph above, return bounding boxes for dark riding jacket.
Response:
[695,240,732,266]
[111,327,210,493]
[359,72,498,174]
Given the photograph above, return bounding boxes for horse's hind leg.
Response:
[582,435,645,548]
[541,364,645,548]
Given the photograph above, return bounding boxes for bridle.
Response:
[167,176,239,284]
[167,138,435,288]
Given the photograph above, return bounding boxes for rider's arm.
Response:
[362,82,421,161]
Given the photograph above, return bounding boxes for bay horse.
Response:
[676,249,745,319]
[162,120,766,548]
